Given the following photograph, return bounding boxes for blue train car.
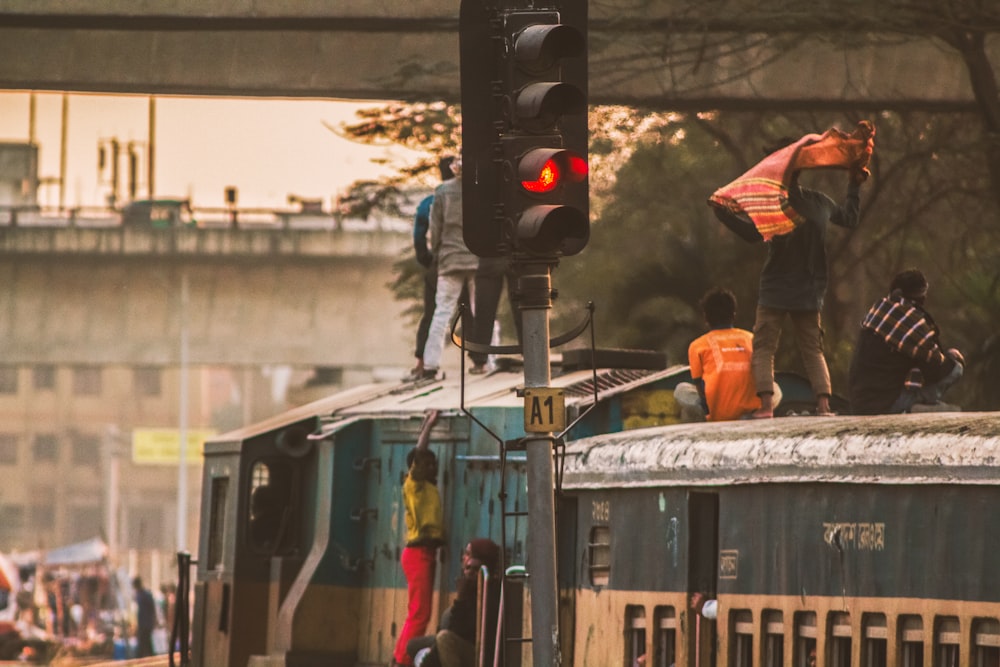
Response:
[188,353,685,667]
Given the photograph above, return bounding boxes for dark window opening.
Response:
[900,615,924,667]
[730,610,753,667]
[653,606,676,667]
[207,477,229,570]
[973,618,1000,667]
[795,612,818,667]
[248,459,298,556]
[33,365,55,390]
[828,612,851,667]
[764,610,784,667]
[934,616,960,667]
[625,605,646,667]
[862,613,887,667]
[588,525,610,587]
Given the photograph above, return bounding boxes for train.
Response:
[128,350,1000,667]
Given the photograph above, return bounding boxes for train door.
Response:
[192,458,238,667]
[688,492,719,667]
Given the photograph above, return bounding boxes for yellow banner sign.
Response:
[132,428,216,464]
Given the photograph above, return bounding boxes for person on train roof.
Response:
[709,122,875,418]
[848,268,964,415]
[674,288,780,421]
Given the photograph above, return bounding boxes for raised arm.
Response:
[415,409,440,452]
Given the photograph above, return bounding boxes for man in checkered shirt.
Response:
[848,268,964,414]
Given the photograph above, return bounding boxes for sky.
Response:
[0,91,425,211]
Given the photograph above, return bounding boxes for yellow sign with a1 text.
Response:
[132,428,216,465]
[524,387,566,434]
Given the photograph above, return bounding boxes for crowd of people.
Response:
[0,564,177,662]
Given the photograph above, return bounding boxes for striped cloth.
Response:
[709,122,875,241]
[860,292,948,368]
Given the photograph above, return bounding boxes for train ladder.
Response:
[493,437,531,667]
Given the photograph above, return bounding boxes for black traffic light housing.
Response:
[460,0,589,259]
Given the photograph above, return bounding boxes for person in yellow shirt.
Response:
[394,409,445,667]
[675,289,779,421]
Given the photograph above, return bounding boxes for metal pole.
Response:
[177,270,190,552]
[148,96,156,199]
[58,93,68,211]
[518,260,561,667]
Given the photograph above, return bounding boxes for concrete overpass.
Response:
[0,225,416,369]
[0,0,996,110]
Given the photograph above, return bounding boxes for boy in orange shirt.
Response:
[676,289,779,421]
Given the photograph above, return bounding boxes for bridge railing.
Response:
[0,205,412,233]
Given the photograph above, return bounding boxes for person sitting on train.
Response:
[408,538,502,667]
[848,268,965,415]
[674,288,780,421]
[394,410,446,667]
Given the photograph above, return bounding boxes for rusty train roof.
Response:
[562,412,1000,488]
[206,362,684,449]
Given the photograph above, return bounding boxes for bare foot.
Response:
[751,409,773,419]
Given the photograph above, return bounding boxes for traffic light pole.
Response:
[518,259,562,667]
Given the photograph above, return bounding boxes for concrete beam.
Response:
[0,256,413,367]
[0,1,994,110]
[0,227,411,259]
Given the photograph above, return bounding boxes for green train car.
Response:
[561,413,1000,667]
[170,353,998,667]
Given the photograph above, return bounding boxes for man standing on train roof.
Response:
[674,288,780,421]
[420,155,478,379]
[405,156,464,382]
[848,268,965,415]
[708,122,875,418]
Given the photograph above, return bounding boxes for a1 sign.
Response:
[523,387,566,433]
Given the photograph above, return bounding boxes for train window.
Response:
[625,605,646,667]
[972,618,1000,667]
[794,612,818,667]
[899,615,924,667]
[248,459,297,554]
[207,476,229,570]
[827,612,851,667]
[934,616,960,667]
[588,526,611,587]
[653,606,676,667]
[763,610,783,667]
[861,613,887,667]
[729,609,753,667]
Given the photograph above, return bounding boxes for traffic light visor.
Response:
[514,23,585,73]
[516,204,589,255]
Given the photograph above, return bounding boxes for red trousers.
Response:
[394,545,437,665]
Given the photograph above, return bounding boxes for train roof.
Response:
[206,356,683,449]
[562,412,1000,488]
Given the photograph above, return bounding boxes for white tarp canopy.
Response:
[8,537,108,569]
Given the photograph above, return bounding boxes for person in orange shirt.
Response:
[675,288,779,421]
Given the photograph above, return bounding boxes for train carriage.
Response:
[187,353,685,667]
[561,413,1000,667]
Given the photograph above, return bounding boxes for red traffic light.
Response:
[519,148,588,194]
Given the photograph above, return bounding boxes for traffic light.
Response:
[460,1,589,259]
